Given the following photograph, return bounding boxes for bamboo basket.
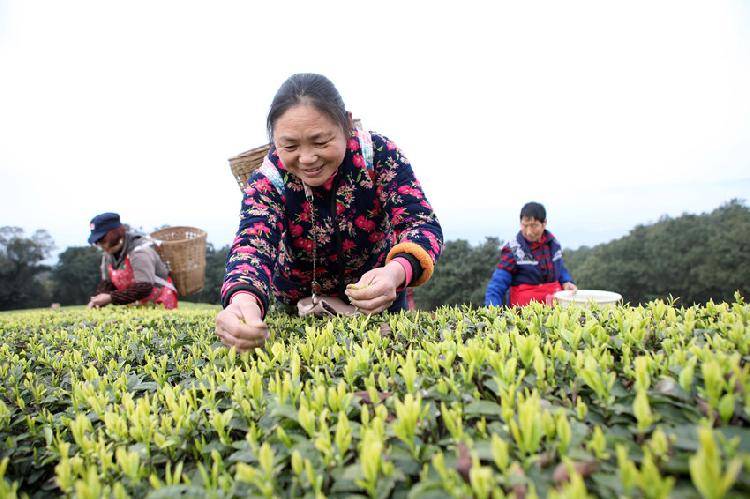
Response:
[229,144,271,192]
[150,226,207,296]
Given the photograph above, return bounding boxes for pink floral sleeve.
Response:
[220,172,284,314]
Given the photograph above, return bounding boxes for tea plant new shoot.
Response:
[393,393,427,458]
[210,409,234,446]
[469,459,496,499]
[647,429,671,461]
[689,425,743,499]
[334,410,352,464]
[617,444,674,499]
[555,412,572,456]
[577,353,616,406]
[298,402,316,438]
[491,433,510,472]
[549,460,592,499]
[513,332,540,369]
[235,442,277,498]
[634,389,655,433]
[0,458,19,499]
[441,402,464,442]
[679,357,698,393]
[509,390,546,457]
[585,426,609,460]
[357,428,393,497]
[575,397,587,421]
[115,447,141,480]
[399,350,418,394]
[430,451,470,497]
[148,460,185,489]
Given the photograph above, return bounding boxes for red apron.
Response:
[109,257,178,309]
[509,282,562,307]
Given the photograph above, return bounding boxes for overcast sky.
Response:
[1,0,749,260]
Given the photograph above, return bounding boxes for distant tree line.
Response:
[0,227,57,310]
[562,199,749,305]
[1,200,747,311]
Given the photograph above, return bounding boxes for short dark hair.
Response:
[266,73,350,142]
[520,202,546,222]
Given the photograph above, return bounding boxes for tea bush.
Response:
[1,297,749,498]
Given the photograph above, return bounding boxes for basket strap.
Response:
[356,128,374,170]
[153,274,177,292]
[259,156,286,196]
[254,131,372,196]
[133,242,156,253]
[131,243,177,291]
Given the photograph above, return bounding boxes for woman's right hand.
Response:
[215,294,268,351]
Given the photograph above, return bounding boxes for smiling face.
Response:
[272,103,348,187]
[520,216,546,242]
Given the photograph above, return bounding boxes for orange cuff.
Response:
[386,242,434,286]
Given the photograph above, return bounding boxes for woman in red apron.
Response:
[485,202,577,307]
[86,212,178,309]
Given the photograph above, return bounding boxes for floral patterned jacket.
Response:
[221,130,443,314]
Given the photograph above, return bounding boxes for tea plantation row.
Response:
[0,298,748,498]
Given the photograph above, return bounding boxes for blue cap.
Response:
[88,212,121,245]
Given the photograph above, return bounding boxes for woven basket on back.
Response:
[229,143,271,192]
[149,226,207,296]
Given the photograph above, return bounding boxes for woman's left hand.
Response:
[562,282,578,292]
[87,293,112,308]
[345,262,406,314]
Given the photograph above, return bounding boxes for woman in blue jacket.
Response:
[485,202,576,306]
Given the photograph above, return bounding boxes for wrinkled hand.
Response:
[215,294,268,351]
[87,293,112,308]
[345,262,405,314]
[562,282,578,292]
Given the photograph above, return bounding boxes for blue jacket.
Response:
[485,231,574,306]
